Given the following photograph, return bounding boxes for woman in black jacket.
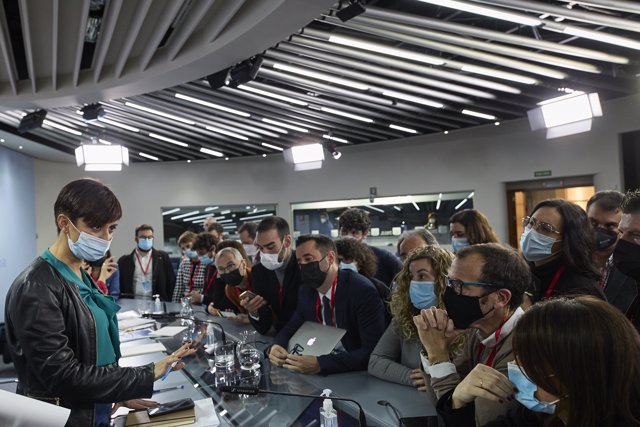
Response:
[4,179,195,427]
[437,296,640,427]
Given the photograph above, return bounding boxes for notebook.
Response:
[287,321,346,356]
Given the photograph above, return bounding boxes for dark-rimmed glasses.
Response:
[445,276,499,296]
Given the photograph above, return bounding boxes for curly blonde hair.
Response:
[390,246,454,340]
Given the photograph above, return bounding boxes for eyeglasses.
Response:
[445,276,499,296]
[522,216,561,235]
[217,262,239,274]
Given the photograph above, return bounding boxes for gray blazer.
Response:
[368,321,423,386]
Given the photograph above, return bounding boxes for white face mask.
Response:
[261,243,287,270]
[243,244,258,257]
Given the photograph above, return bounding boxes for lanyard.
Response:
[315,275,338,325]
[135,252,152,277]
[476,322,505,368]
[188,262,201,292]
[543,265,566,300]
[203,267,217,294]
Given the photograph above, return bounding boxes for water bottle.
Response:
[153,294,162,314]
[320,389,338,427]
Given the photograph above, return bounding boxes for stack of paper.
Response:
[126,408,195,427]
[149,326,188,337]
[120,342,167,358]
[118,317,156,332]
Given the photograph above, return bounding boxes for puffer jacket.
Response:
[4,257,155,426]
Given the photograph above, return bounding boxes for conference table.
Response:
[115,299,437,426]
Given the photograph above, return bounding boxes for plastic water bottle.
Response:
[320,389,338,427]
[153,294,162,314]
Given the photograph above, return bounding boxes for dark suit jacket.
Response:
[369,245,402,287]
[530,258,605,302]
[250,253,302,335]
[605,266,640,330]
[118,249,176,301]
[273,269,386,374]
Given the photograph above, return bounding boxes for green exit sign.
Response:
[534,170,552,177]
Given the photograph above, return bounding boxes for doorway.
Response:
[506,175,595,249]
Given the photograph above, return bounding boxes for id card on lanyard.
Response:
[188,262,201,292]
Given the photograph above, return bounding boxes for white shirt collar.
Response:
[480,307,525,348]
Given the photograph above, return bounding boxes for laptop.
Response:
[287,321,347,356]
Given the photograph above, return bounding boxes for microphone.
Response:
[176,315,227,342]
[377,400,405,427]
[218,385,367,426]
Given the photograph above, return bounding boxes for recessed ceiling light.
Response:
[225,157,229,160]
[18,145,23,149]
[187,160,191,163]
[495,121,501,126]
[444,131,449,134]
[0,138,4,142]
[262,154,267,157]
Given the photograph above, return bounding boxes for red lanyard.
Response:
[476,323,505,368]
[278,282,283,307]
[315,276,338,325]
[188,262,201,292]
[203,268,217,294]
[135,252,152,276]
[543,265,566,300]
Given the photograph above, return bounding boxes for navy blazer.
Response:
[273,269,386,374]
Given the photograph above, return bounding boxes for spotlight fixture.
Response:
[527,92,602,139]
[323,141,342,159]
[206,68,230,90]
[75,144,129,171]
[18,110,47,134]
[226,57,263,88]
[283,143,325,171]
[336,0,366,22]
[80,103,105,121]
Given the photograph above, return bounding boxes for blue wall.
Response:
[0,146,36,322]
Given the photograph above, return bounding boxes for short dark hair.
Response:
[397,228,438,254]
[135,224,154,237]
[207,222,224,235]
[257,216,290,240]
[338,208,370,233]
[54,179,122,232]
[449,209,499,245]
[586,190,624,212]
[193,232,218,251]
[335,237,378,278]
[456,243,533,309]
[238,221,258,239]
[296,234,337,263]
[621,189,640,215]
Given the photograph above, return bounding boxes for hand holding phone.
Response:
[239,290,256,300]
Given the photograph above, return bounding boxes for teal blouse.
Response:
[42,249,121,365]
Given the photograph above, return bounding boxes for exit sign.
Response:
[534,170,552,177]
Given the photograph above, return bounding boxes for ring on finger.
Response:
[479,379,484,388]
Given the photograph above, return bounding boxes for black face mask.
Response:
[443,287,494,329]
[220,268,243,286]
[613,239,640,281]
[595,228,619,251]
[300,256,329,290]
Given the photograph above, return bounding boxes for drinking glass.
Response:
[238,330,260,371]
[214,341,236,371]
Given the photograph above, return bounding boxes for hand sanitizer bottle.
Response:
[153,294,162,314]
[320,389,338,427]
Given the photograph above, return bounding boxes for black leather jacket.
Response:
[4,257,155,426]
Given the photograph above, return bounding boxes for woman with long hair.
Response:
[368,246,454,392]
[449,209,500,253]
[437,296,640,427]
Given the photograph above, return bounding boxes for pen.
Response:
[160,360,178,381]
[153,384,185,394]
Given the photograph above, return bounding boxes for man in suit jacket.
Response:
[268,234,385,375]
[241,216,302,335]
[117,224,176,301]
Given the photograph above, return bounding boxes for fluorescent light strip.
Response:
[554,24,640,51]
[149,133,188,147]
[416,0,541,26]
[124,101,195,125]
[261,118,309,133]
[239,212,275,221]
[382,91,444,108]
[182,213,226,222]
[204,206,219,212]
[273,63,369,91]
[192,219,206,224]
[468,191,475,198]
[461,65,537,85]
[322,134,349,144]
[328,34,445,66]
[218,219,233,224]
[205,125,249,140]
[389,124,418,133]
[222,225,237,229]
[261,142,284,151]
[174,93,251,117]
[237,85,308,106]
[462,109,496,120]
[455,199,468,210]
[412,202,420,211]
[42,120,83,136]
[320,107,374,123]
[200,147,224,157]
[98,139,112,145]
[162,208,180,216]
[171,210,200,220]
[365,205,385,213]
[139,152,159,161]
[99,118,140,132]
[436,199,441,210]
[393,206,402,211]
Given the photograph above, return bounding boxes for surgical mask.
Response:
[300,257,329,290]
[261,244,287,270]
[595,228,618,251]
[220,268,243,286]
[520,228,560,262]
[443,286,494,329]
[613,239,640,281]
[138,237,153,251]
[508,362,559,415]
[451,237,469,254]
[243,244,257,257]
[199,255,213,266]
[339,262,358,273]
[409,281,437,310]
[183,249,197,259]
[66,218,111,262]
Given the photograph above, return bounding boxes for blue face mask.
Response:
[409,280,437,310]
[183,249,197,259]
[507,362,559,415]
[199,255,213,266]
[451,237,469,254]
[66,218,111,262]
[138,237,153,251]
[520,228,560,262]
[339,262,358,273]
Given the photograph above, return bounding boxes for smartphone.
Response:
[239,290,256,300]
[219,310,238,318]
[147,398,194,417]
